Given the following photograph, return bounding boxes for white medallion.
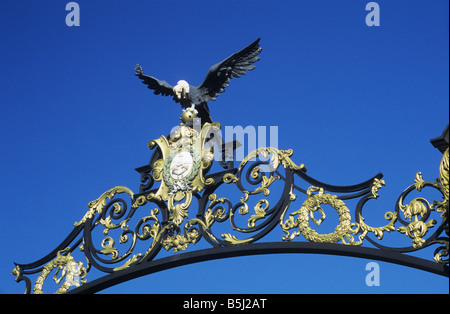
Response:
[169,151,194,180]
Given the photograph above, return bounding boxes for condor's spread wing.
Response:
[197,38,262,103]
[135,65,178,101]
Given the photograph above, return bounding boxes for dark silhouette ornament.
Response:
[135,38,262,123]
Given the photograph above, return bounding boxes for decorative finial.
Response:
[179,108,198,126]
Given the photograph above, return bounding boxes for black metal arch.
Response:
[68,242,448,294]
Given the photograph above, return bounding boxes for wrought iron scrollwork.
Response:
[12,121,449,294]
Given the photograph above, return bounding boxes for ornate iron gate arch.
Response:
[11,119,449,294]
[11,40,448,294]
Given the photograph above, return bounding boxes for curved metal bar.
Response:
[295,170,383,193]
[68,241,449,294]
[276,170,382,200]
[14,224,84,270]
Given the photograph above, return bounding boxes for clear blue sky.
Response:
[0,0,448,294]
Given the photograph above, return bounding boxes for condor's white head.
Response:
[173,80,190,100]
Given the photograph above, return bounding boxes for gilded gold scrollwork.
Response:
[356,178,397,242]
[356,211,397,242]
[248,199,270,228]
[398,198,437,248]
[395,148,448,252]
[100,237,119,259]
[74,186,134,226]
[33,248,88,294]
[162,230,199,252]
[441,148,449,187]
